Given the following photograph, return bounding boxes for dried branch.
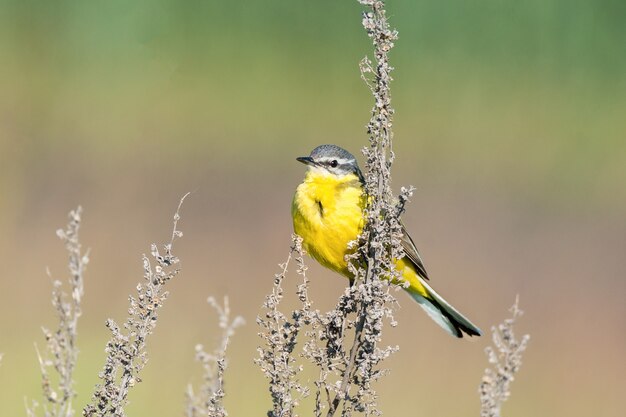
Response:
[185,296,244,417]
[256,235,311,417]
[319,2,405,416]
[258,2,406,416]
[479,297,530,417]
[258,2,408,416]
[27,207,89,417]
[82,193,189,417]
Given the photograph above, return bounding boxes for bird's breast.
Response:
[292,174,364,277]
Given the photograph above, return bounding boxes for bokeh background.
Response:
[1,1,625,416]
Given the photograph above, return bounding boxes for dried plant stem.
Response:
[326,313,366,417]
[323,2,406,415]
[28,207,89,417]
[185,296,244,417]
[258,2,408,416]
[83,193,189,417]
[479,297,530,417]
[257,235,311,417]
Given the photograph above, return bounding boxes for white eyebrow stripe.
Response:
[318,157,355,165]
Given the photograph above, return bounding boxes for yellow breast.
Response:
[292,171,365,277]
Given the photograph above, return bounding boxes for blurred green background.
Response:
[1,0,625,416]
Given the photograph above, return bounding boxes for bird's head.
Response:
[296,144,364,181]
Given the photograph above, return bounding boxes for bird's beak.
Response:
[296,156,315,166]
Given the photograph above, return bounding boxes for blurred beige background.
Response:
[1,1,624,416]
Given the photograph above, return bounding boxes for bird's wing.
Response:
[400,220,430,280]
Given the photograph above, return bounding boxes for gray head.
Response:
[296,144,363,181]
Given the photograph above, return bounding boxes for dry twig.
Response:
[83,193,189,417]
[320,2,409,415]
[257,2,409,416]
[256,235,311,417]
[185,296,244,417]
[479,297,530,417]
[27,207,89,417]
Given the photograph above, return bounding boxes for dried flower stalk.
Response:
[256,235,311,417]
[82,193,189,417]
[318,1,408,415]
[257,2,409,416]
[185,296,244,417]
[479,297,530,417]
[27,207,89,417]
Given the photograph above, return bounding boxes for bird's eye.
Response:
[330,160,338,168]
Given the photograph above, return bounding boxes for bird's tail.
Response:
[408,281,482,338]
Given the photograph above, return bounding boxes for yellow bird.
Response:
[292,144,481,338]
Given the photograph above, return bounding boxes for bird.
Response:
[291,144,481,338]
